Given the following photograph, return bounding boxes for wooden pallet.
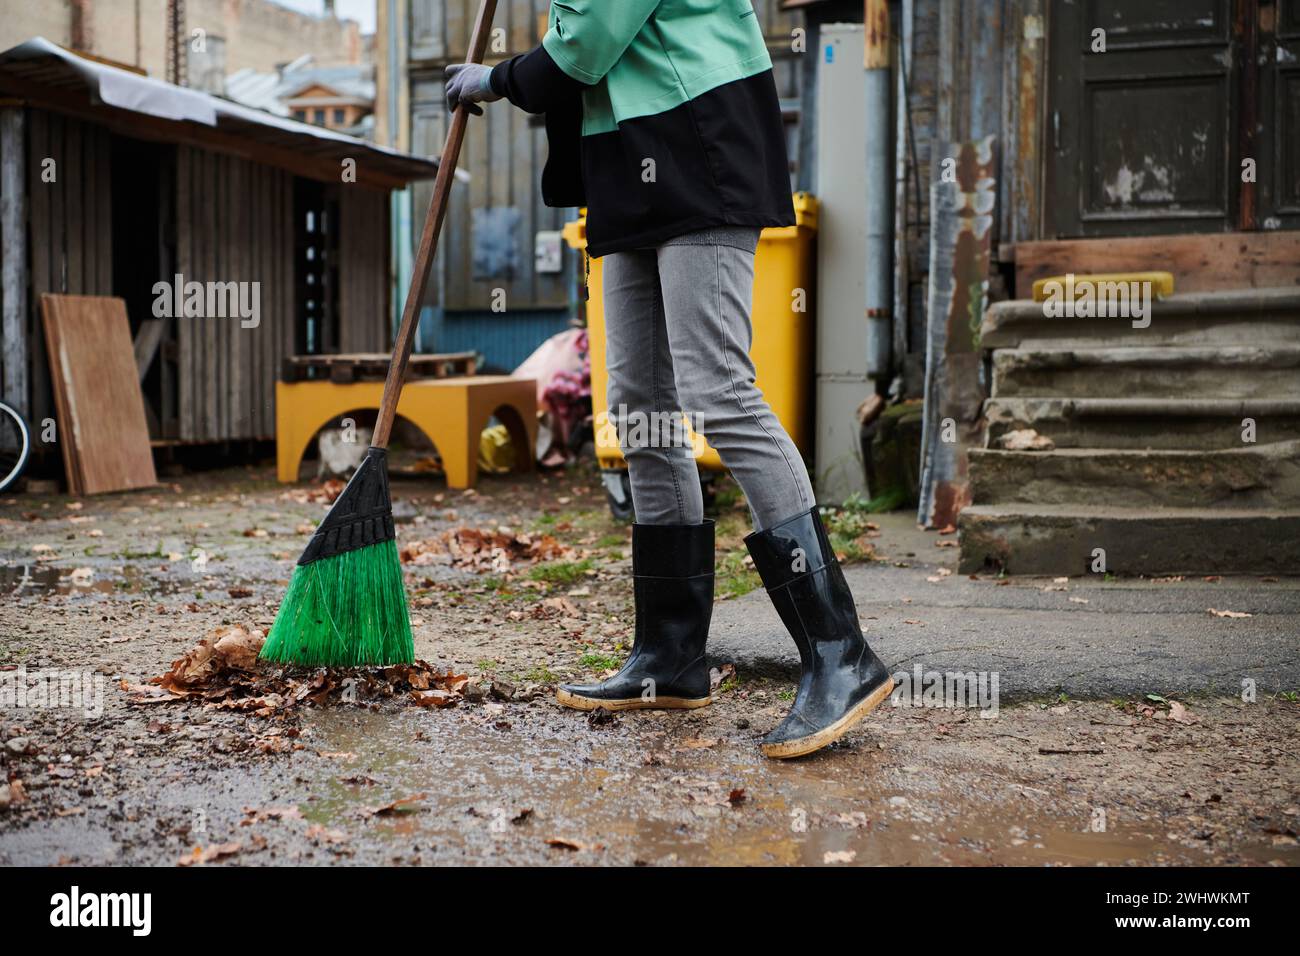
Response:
[280,351,477,384]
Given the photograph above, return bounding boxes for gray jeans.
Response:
[602,227,815,530]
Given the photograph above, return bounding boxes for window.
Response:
[333,108,345,125]
[293,109,306,121]
[293,180,340,355]
[313,109,325,125]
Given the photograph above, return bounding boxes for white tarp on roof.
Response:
[2,37,218,124]
[0,37,435,177]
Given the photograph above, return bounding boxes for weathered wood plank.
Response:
[280,169,294,426]
[94,124,111,294]
[64,117,84,294]
[176,147,193,440]
[918,136,996,529]
[202,149,218,440]
[133,319,166,380]
[1,108,28,417]
[254,163,269,436]
[40,294,157,495]
[1014,233,1300,296]
[25,112,50,430]
[229,154,246,439]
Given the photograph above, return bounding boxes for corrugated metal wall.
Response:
[406,0,803,371]
[24,110,114,436]
[338,186,394,353]
[174,146,295,441]
[174,148,392,441]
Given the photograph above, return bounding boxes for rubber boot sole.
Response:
[760,677,896,759]
[556,688,712,712]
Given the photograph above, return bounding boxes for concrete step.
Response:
[991,346,1300,400]
[969,440,1300,509]
[982,287,1300,349]
[958,504,1300,575]
[985,397,1300,450]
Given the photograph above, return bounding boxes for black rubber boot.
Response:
[746,508,894,758]
[557,520,714,711]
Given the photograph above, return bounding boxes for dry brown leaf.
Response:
[1,779,28,806]
[155,625,264,695]
[305,824,349,844]
[359,793,427,818]
[401,526,575,572]
[709,662,736,692]
[120,680,176,703]
[178,841,243,866]
[410,689,457,708]
[241,806,303,824]
[1208,608,1252,619]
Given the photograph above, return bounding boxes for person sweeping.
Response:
[446,0,894,759]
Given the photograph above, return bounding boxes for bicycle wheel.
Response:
[0,402,31,493]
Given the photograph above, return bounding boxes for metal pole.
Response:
[864,0,893,381]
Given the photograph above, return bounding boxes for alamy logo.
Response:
[1039,272,1152,329]
[49,886,151,936]
[890,664,999,718]
[1,666,103,718]
[152,273,261,328]
[595,405,708,458]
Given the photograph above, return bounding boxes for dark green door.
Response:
[1259,0,1300,228]
[1045,0,1300,236]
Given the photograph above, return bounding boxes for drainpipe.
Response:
[864,0,893,382]
[387,0,414,345]
[892,0,913,388]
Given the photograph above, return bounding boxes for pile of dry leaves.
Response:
[278,479,346,505]
[400,526,574,573]
[121,625,468,716]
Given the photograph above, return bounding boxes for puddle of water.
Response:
[0,562,224,597]
[295,708,1294,866]
[7,705,1293,867]
[2,563,130,596]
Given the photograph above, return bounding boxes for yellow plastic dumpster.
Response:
[562,193,819,516]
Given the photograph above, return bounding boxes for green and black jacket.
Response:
[490,0,794,258]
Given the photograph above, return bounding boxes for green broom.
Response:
[260,0,500,668]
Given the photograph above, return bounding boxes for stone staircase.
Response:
[958,288,1300,575]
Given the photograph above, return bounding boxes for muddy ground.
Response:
[1,460,1297,866]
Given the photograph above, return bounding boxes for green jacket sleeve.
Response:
[541,0,661,85]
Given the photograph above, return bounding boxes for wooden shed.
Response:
[0,38,437,455]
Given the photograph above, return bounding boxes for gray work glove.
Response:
[444,63,501,115]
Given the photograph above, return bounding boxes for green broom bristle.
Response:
[260,538,413,668]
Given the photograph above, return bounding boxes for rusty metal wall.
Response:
[897,0,1044,392]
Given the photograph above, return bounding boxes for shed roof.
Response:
[0,38,435,189]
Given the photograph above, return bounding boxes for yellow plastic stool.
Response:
[276,376,537,488]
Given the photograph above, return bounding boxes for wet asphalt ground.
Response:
[1,463,1297,866]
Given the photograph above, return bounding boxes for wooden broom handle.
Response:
[372,0,499,448]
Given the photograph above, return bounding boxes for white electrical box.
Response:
[813,22,869,503]
[534,230,564,274]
